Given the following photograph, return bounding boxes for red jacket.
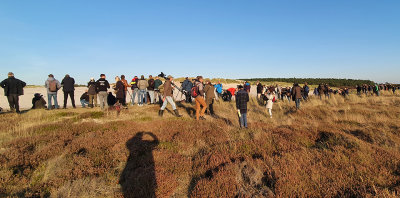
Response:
[227,88,236,96]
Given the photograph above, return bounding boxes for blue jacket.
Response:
[181,79,193,92]
[214,83,223,94]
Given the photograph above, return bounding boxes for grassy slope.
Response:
[0,92,400,197]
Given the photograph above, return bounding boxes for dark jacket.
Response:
[236,89,249,113]
[61,76,75,92]
[0,77,26,96]
[96,78,110,92]
[182,79,193,92]
[32,94,46,109]
[204,84,215,105]
[292,85,302,99]
[154,79,162,90]
[87,81,97,95]
[80,92,89,102]
[130,77,138,89]
[147,78,155,91]
[256,83,263,94]
[115,81,125,99]
[107,92,116,106]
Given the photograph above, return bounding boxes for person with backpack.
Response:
[32,93,46,109]
[181,77,193,103]
[154,76,163,104]
[137,75,149,106]
[0,72,26,113]
[130,76,139,105]
[265,89,275,118]
[159,75,182,117]
[61,74,76,109]
[87,78,97,108]
[114,76,125,105]
[204,80,215,116]
[236,85,249,128]
[80,90,90,108]
[303,82,310,101]
[45,74,61,110]
[147,75,156,104]
[292,83,302,110]
[324,84,330,99]
[194,76,207,120]
[96,74,110,110]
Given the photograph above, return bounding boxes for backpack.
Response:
[49,80,58,92]
[304,86,309,93]
[191,86,199,98]
[272,96,276,102]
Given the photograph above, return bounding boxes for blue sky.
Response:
[0,0,399,85]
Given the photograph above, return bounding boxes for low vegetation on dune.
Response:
[1,92,400,197]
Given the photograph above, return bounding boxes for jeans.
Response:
[185,91,192,103]
[132,88,139,105]
[295,98,301,109]
[7,94,19,112]
[160,96,176,110]
[63,91,76,108]
[80,99,89,107]
[47,93,59,110]
[148,90,155,104]
[239,113,247,128]
[138,89,147,105]
[98,91,108,110]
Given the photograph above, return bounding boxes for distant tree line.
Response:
[239,78,376,87]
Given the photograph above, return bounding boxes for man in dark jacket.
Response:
[292,83,302,110]
[148,75,155,104]
[256,81,263,101]
[96,74,110,110]
[181,77,193,103]
[32,93,47,109]
[154,76,163,104]
[303,82,309,101]
[236,85,249,128]
[80,90,90,108]
[61,74,76,109]
[0,72,26,113]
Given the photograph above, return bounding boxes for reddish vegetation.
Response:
[0,93,400,197]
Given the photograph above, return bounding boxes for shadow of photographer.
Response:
[119,132,159,198]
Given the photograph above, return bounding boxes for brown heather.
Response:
[0,91,400,197]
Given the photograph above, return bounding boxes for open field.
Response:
[1,91,400,197]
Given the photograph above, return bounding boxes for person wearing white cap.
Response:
[87,77,97,108]
[0,72,26,113]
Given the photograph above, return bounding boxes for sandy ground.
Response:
[0,82,261,110]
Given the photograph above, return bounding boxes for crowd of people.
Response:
[1,72,399,128]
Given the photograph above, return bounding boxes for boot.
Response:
[159,110,164,117]
[174,109,182,117]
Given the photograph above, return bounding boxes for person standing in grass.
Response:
[214,81,223,99]
[147,75,156,104]
[265,88,275,118]
[303,82,309,101]
[236,85,249,128]
[159,75,182,117]
[114,76,125,105]
[154,76,163,104]
[137,75,149,106]
[96,74,110,110]
[61,74,76,109]
[181,77,193,103]
[204,80,215,116]
[0,72,26,113]
[130,76,139,105]
[87,78,97,108]
[194,76,207,120]
[256,81,263,101]
[45,74,61,110]
[292,83,302,110]
[121,75,130,106]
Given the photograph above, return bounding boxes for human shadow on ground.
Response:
[119,132,159,198]
[176,101,196,118]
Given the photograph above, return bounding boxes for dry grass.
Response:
[0,91,400,197]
